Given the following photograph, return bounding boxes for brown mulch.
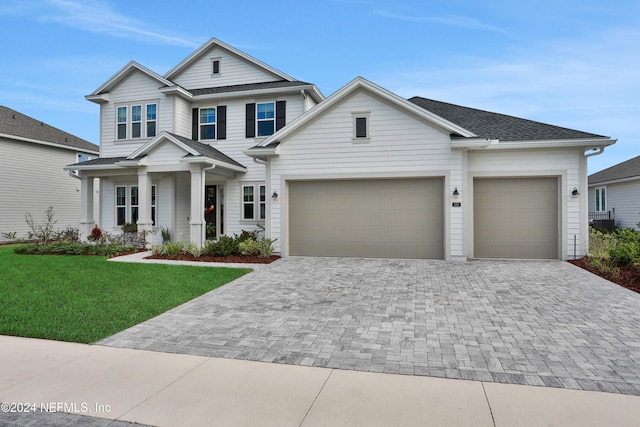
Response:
[146,253,280,264]
[568,257,640,295]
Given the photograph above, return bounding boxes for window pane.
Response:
[356,117,367,138]
[244,204,254,219]
[118,123,126,139]
[132,105,141,121]
[131,207,139,224]
[132,122,141,138]
[257,103,274,119]
[200,108,216,124]
[257,121,274,136]
[131,186,138,205]
[259,186,266,202]
[146,104,156,120]
[201,124,215,140]
[117,207,126,225]
[117,107,127,123]
[116,187,126,206]
[595,189,600,211]
[147,121,156,137]
[243,186,254,202]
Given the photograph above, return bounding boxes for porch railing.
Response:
[589,210,615,230]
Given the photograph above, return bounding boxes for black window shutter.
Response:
[217,106,226,140]
[245,103,255,138]
[276,100,286,131]
[192,108,199,140]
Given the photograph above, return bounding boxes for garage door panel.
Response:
[474,177,558,259]
[289,178,444,259]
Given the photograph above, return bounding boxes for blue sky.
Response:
[1,0,638,174]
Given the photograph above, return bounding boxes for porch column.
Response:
[189,166,205,247]
[137,169,153,248]
[79,175,94,242]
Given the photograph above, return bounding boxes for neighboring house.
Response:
[68,37,615,260]
[588,155,640,230]
[0,106,99,240]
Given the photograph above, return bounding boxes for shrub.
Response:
[608,241,640,267]
[14,243,137,257]
[25,206,57,245]
[256,238,277,258]
[235,229,260,243]
[203,235,239,257]
[239,239,260,256]
[1,231,17,240]
[91,225,102,241]
[161,241,187,256]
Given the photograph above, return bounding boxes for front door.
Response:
[205,185,217,240]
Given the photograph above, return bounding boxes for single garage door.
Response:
[474,177,559,259]
[289,178,444,259]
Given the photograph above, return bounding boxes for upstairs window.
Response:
[200,108,216,140]
[352,112,370,142]
[257,102,275,137]
[211,58,221,75]
[132,105,142,138]
[245,101,286,138]
[117,107,127,140]
[147,104,157,137]
[115,102,158,140]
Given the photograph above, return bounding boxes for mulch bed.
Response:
[568,257,640,294]
[146,254,280,264]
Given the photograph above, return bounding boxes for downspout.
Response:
[584,146,605,158]
[68,170,81,180]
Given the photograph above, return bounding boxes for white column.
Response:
[137,169,153,248]
[79,175,94,242]
[189,166,205,247]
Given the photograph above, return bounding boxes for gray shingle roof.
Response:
[189,80,312,96]
[0,105,98,152]
[589,155,640,185]
[408,97,608,141]
[167,133,246,169]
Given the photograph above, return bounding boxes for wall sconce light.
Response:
[571,188,579,197]
[452,187,460,196]
[272,191,279,199]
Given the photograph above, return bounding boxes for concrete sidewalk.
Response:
[1,336,640,427]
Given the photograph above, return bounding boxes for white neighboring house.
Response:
[0,106,99,240]
[588,155,640,230]
[68,38,616,260]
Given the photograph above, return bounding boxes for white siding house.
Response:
[69,38,615,260]
[588,155,640,230]
[0,106,99,240]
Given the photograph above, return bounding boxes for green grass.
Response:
[0,245,251,343]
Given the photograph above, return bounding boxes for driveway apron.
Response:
[99,258,640,395]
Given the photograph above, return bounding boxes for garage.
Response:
[288,178,444,259]
[473,177,559,259]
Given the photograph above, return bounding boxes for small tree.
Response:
[25,206,57,245]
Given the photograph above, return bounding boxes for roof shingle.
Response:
[0,106,98,152]
[589,155,640,185]
[409,97,608,141]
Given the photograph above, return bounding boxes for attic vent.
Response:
[40,122,44,126]
[12,114,15,119]
[65,137,68,142]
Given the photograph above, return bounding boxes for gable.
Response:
[109,69,167,100]
[168,43,288,90]
[143,140,190,166]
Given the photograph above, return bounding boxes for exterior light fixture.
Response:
[272,191,279,199]
[571,188,579,197]
[452,188,460,196]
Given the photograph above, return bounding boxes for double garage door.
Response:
[288,178,444,259]
[287,177,560,260]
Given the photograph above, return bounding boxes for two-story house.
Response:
[69,37,616,261]
[67,38,323,247]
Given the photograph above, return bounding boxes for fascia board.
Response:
[482,137,616,150]
[192,84,320,101]
[588,175,640,187]
[1,133,99,155]
[126,132,199,160]
[90,61,174,95]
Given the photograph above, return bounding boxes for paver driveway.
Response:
[100,258,640,395]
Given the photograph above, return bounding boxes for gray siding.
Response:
[605,180,640,230]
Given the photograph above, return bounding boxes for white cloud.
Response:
[372,9,507,33]
[42,0,200,47]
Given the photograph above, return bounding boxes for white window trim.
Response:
[199,106,217,141]
[115,184,156,226]
[352,111,371,143]
[211,57,222,77]
[241,183,266,222]
[256,101,276,138]
[115,101,159,141]
[595,186,607,212]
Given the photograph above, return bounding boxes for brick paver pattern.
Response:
[100,258,640,395]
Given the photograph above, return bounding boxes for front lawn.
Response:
[0,245,251,343]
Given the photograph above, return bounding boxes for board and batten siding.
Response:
[468,148,586,260]
[171,46,282,90]
[0,138,98,238]
[267,89,464,259]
